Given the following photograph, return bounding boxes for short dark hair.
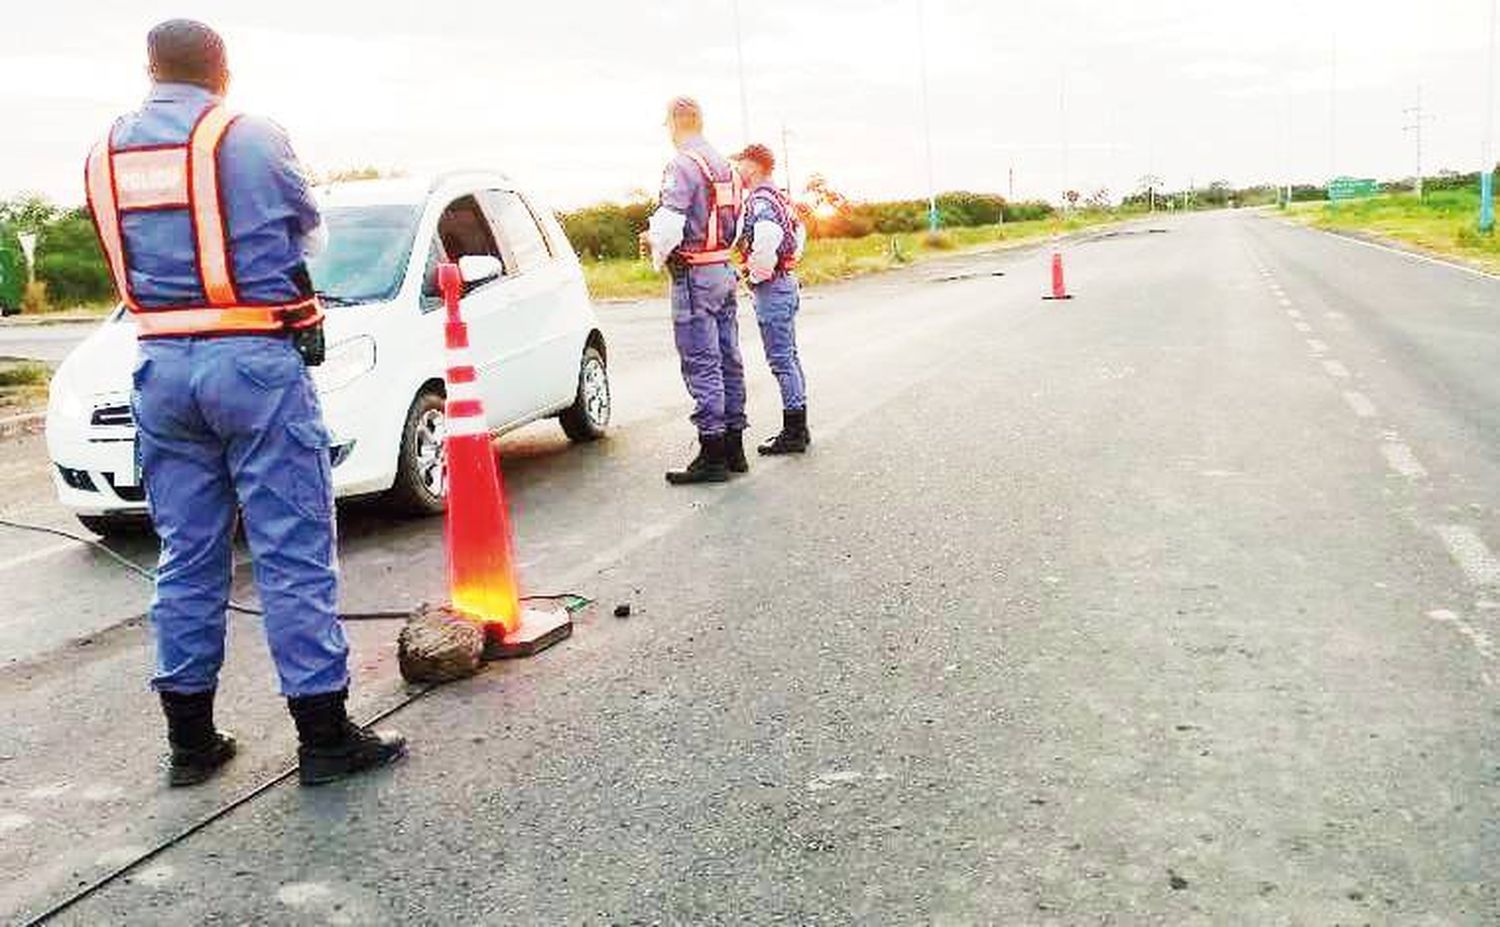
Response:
[733,143,776,173]
[148,19,227,89]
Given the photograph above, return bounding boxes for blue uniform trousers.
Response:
[131,335,349,698]
[670,263,747,435]
[751,273,807,411]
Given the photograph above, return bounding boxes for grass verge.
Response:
[582,212,1127,301]
[1286,190,1500,274]
[0,359,51,416]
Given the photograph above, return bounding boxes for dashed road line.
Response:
[1320,359,1350,378]
[1435,525,1500,587]
[1342,390,1378,418]
[1286,308,1302,318]
[1306,338,1328,354]
[1279,298,1295,308]
[1380,441,1428,480]
[1294,321,1313,333]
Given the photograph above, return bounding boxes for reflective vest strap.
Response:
[131,299,321,337]
[680,248,734,265]
[84,139,142,312]
[188,105,240,307]
[681,150,739,254]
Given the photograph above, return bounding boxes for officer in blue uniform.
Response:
[642,97,749,483]
[85,20,404,786]
[732,144,811,454]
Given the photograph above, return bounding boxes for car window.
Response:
[436,195,502,264]
[306,204,421,305]
[481,190,551,275]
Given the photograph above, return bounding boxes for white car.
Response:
[46,171,611,536]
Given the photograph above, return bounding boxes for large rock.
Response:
[397,605,485,683]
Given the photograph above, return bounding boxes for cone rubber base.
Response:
[482,607,573,660]
[1042,294,1074,300]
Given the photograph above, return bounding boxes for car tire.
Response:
[559,345,610,443]
[77,513,153,538]
[383,388,448,517]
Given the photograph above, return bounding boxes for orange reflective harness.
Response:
[85,104,322,338]
[674,149,742,266]
[738,185,802,275]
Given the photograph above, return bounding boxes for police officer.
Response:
[641,97,750,483]
[732,144,811,454]
[84,20,404,787]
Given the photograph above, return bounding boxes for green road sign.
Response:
[1328,177,1379,201]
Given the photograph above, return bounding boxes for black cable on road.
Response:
[19,685,436,927]
[2,514,594,923]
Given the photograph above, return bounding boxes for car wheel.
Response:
[77,513,153,538]
[559,345,610,443]
[383,389,448,517]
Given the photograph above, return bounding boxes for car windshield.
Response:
[306,204,422,305]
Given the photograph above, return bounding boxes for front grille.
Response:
[57,466,98,492]
[91,403,133,427]
[103,473,145,502]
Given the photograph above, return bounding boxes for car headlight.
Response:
[46,373,86,424]
[311,335,377,393]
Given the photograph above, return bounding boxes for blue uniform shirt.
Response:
[658,135,738,255]
[108,83,320,308]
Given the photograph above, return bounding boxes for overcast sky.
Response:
[4,1,1498,209]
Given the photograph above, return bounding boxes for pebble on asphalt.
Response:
[614,603,631,618]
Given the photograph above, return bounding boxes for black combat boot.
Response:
[160,689,237,787]
[757,408,810,455]
[666,433,730,485]
[724,429,749,474]
[289,689,407,786]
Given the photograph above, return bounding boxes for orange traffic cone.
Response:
[437,263,571,659]
[1042,250,1073,300]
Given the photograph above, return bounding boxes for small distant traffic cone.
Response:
[437,263,571,659]
[1042,250,1073,300]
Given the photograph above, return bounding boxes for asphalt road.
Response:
[0,323,95,365]
[0,211,1496,924]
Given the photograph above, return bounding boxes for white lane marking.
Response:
[277,882,334,907]
[1435,525,1500,587]
[1427,610,1496,686]
[1294,321,1314,333]
[1286,307,1302,318]
[1311,225,1500,282]
[1321,359,1350,378]
[807,770,865,791]
[1342,390,1378,418]
[133,863,175,888]
[1306,338,1328,354]
[1325,311,1347,320]
[1280,298,1295,309]
[0,539,79,574]
[1380,441,1428,480]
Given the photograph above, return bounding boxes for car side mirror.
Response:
[458,255,503,287]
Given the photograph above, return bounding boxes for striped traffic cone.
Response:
[438,262,571,659]
[1042,250,1073,301]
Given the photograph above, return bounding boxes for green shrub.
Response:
[560,200,655,261]
[0,222,25,312]
[35,212,113,306]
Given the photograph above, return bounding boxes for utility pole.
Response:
[1329,26,1339,202]
[1483,0,1497,232]
[916,0,939,231]
[781,123,795,198]
[731,0,750,141]
[1403,85,1434,198]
